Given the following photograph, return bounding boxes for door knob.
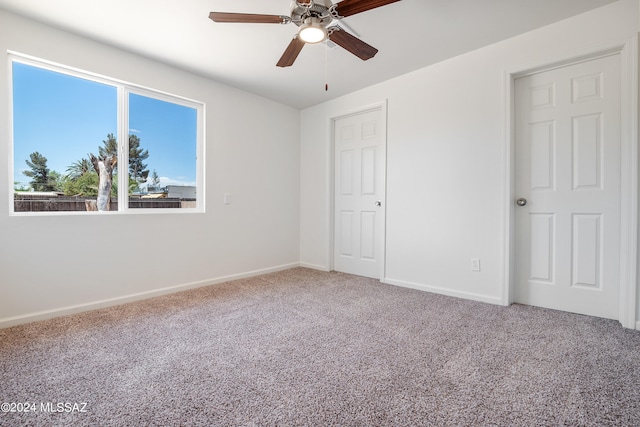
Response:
[516,198,527,207]
[375,200,382,206]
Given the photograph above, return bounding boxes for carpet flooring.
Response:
[1,268,640,426]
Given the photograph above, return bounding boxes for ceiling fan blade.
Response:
[333,0,401,18]
[277,37,306,67]
[329,28,378,61]
[209,12,289,24]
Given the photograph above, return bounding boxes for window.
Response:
[10,53,204,214]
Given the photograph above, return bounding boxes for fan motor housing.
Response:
[290,0,334,26]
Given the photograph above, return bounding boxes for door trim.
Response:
[329,101,388,280]
[502,37,638,329]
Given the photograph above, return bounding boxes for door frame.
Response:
[328,101,388,280]
[502,37,638,329]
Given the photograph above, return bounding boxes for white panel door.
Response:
[334,108,385,278]
[514,54,621,319]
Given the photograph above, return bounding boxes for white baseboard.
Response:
[382,277,503,306]
[0,262,300,329]
[636,320,640,331]
[298,262,331,272]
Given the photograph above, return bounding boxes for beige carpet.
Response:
[1,268,639,426]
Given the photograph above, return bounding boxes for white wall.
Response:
[300,0,640,320]
[0,10,300,327]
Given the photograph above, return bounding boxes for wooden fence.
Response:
[14,195,191,212]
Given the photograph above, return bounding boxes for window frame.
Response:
[8,51,205,216]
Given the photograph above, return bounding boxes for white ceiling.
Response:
[0,0,619,109]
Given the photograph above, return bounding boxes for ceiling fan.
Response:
[209,0,402,67]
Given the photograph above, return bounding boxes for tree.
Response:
[23,151,56,192]
[48,171,64,192]
[66,158,93,180]
[149,169,161,191]
[89,153,117,211]
[14,182,29,192]
[98,133,149,186]
[65,133,149,208]
[128,134,150,185]
[61,171,99,197]
[98,133,118,159]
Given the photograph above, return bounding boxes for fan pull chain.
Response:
[324,42,329,92]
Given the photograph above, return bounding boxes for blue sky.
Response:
[12,61,197,190]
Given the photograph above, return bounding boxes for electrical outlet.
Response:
[471,258,481,272]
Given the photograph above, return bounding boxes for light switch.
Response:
[224,193,231,205]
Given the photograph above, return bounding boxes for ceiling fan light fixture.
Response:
[298,17,327,43]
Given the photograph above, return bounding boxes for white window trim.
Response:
[8,51,205,215]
